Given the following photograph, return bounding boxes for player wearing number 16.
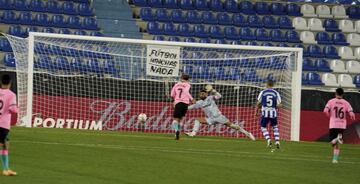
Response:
[170,74,194,140]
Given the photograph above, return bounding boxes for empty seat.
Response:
[0,38,11,52]
[256,28,271,41]
[14,0,28,11]
[217,12,232,25]
[194,24,208,38]
[316,5,332,18]
[42,27,55,33]
[347,6,360,19]
[278,16,293,29]
[29,0,46,12]
[339,20,355,33]
[156,9,170,22]
[315,59,332,72]
[262,42,273,46]
[324,19,340,32]
[355,20,360,33]
[271,3,286,15]
[140,8,154,21]
[240,27,255,40]
[308,44,323,58]
[295,44,309,57]
[52,15,67,27]
[232,14,247,27]
[347,33,360,46]
[59,28,71,34]
[303,58,317,71]
[255,2,270,15]
[195,0,209,10]
[354,47,360,59]
[133,0,148,6]
[316,32,332,44]
[224,0,238,13]
[147,22,163,35]
[2,10,17,24]
[0,0,12,10]
[187,10,202,24]
[63,1,77,15]
[263,16,278,29]
[47,0,61,13]
[293,17,308,30]
[78,3,93,16]
[184,37,196,42]
[168,36,180,42]
[73,30,87,35]
[171,9,186,23]
[163,22,177,35]
[34,13,49,26]
[307,72,323,85]
[8,25,23,37]
[354,75,360,88]
[202,11,217,24]
[302,72,309,85]
[286,30,300,43]
[330,59,346,72]
[178,23,193,36]
[4,53,16,67]
[339,46,355,59]
[239,1,255,15]
[244,41,257,46]
[18,12,32,25]
[230,40,242,45]
[322,73,339,87]
[301,4,317,17]
[68,16,82,29]
[338,74,355,87]
[153,35,165,41]
[300,31,317,44]
[271,29,286,42]
[180,0,194,10]
[332,5,348,19]
[287,4,301,16]
[209,25,223,39]
[333,33,349,46]
[149,0,163,8]
[24,26,38,37]
[308,18,325,31]
[164,0,178,9]
[210,0,224,11]
[248,15,263,28]
[346,60,360,73]
[324,46,340,59]
[199,38,211,43]
[224,26,238,40]
[278,43,289,47]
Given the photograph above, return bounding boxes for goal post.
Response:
[6,32,302,141]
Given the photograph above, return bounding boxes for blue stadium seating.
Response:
[78,3,93,16]
[278,43,289,47]
[214,39,227,44]
[54,56,70,70]
[35,56,51,69]
[147,21,162,35]
[43,27,55,33]
[307,72,323,85]
[210,0,224,12]
[47,0,61,13]
[14,0,28,11]
[0,38,12,52]
[263,16,279,29]
[214,67,227,80]
[19,12,32,25]
[346,6,360,19]
[225,0,239,13]
[59,28,71,34]
[103,60,117,76]
[209,25,223,39]
[8,25,23,37]
[278,16,293,29]
[240,1,255,15]
[243,69,262,82]
[63,1,77,15]
[182,65,194,75]
[202,11,217,24]
[149,0,163,8]
[294,44,309,57]
[83,17,99,30]
[133,0,148,7]
[156,9,170,22]
[286,30,301,43]
[0,0,12,10]
[34,13,50,26]
[171,9,186,23]
[245,41,257,46]
[248,15,263,28]
[74,30,87,35]
[224,26,238,40]
[324,45,340,59]
[168,36,181,42]
[332,32,349,45]
[240,27,255,40]
[271,3,286,15]
[302,58,317,71]
[324,19,340,32]
[187,10,202,24]
[232,14,248,27]
[256,28,271,41]
[354,75,360,88]
[4,53,15,67]
[24,26,38,37]
[29,0,46,12]
[164,22,177,35]
[140,7,154,21]
[194,24,209,38]
[164,0,178,9]
[199,38,211,43]
[308,44,324,58]
[52,15,67,27]
[86,58,102,73]
[315,59,332,72]
[184,37,196,42]
[180,0,194,10]
[195,65,211,79]
[262,42,273,46]
[255,2,270,15]
[302,72,308,85]
[178,23,193,36]
[286,4,301,16]
[228,67,241,80]
[217,12,232,25]
[316,32,332,44]
[271,29,286,42]
[1,10,17,24]
[68,16,82,29]
[230,40,242,45]
[90,31,103,36]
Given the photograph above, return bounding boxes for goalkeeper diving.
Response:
[185,85,256,141]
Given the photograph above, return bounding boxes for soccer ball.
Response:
[137,113,147,122]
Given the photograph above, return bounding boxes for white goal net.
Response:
[5,32,302,141]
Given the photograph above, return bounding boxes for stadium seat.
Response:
[278,16,293,29]
[271,30,286,42]
[295,44,309,57]
[329,59,346,72]
[29,0,46,12]
[301,4,317,17]
[78,3,93,16]
[180,0,194,10]
[262,42,273,46]
[54,56,70,70]
[354,47,360,59]
[168,36,180,42]
[199,38,211,43]
[163,22,177,35]
[332,5,348,19]
[34,13,50,26]
[232,14,248,27]
[307,72,323,85]
[302,58,317,71]
[316,32,332,45]
[171,10,186,23]
[42,27,55,33]
[182,65,194,75]
[209,25,223,39]
[239,1,255,15]
[103,60,117,76]
[0,0,12,10]
[248,15,263,28]
[356,20,360,33]
[271,3,286,15]
[59,28,71,34]
[83,17,99,30]
[244,41,257,46]
[256,28,271,41]
[178,23,193,36]
[149,0,163,8]
[316,5,332,18]
[4,53,16,67]
[354,75,360,88]
[324,19,340,32]
[339,46,355,59]
[224,26,238,40]
[230,40,242,45]
[300,31,317,44]
[228,68,241,80]
[194,24,208,38]
[24,26,38,37]
[52,15,67,28]
[347,33,360,46]
[194,0,208,10]
[217,12,232,25]
[156,9,170,22]
[8,25,23,37]
[133,0,148,7]
[322,73,339,87]
[333,33,349,46]
[315,59,332,72]
[346,60,360,73]
[302,72,309,85]
[308,18,325,31]
[13,0,28,11]
[255,2,270,15]
[338,74,355,88]
[202,11,217,24]
[47,0,61,13]
[1,10,17,24]
[240,27,255,40]
[243,69,262,82]
[140,7,154,21]
[263,16,278,29]
[0,38,11,52]
[210,0,224,11]
[287,4,301,16]
[339,20,356,33]
[164,0,178,9]
[147,22,163,35]
[324,46,340,59]
[68,16,82,29]
[18,12,32,25]
[286,30,300,43]
[293,17,309,30]
[214,39,227,44]
[347,6,360,19]
[308,44,323,58]
[187,10,202,24]
[63,1,77,15]
[153,35,165,41]
[35,56,52,69]
[224,0,239,13]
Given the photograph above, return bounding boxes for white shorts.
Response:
[206,115,229,125]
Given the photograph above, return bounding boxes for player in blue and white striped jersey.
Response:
[256,80,282,149]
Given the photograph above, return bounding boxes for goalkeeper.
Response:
[185,85,255,140]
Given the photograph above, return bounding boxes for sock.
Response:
[272,125,280,142]
[333,147,340,161]
[192,120,200,135]
[261,127,270,140]
[230,123,240,131]
[172,120,179,132]
[1,150,9,170]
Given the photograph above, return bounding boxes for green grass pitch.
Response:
[2,127,360,184]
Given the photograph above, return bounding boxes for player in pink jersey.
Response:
[170,74,194,140]
[0,74,18,176]
[323,88,355,164]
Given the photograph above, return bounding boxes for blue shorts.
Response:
[260,117,278,128]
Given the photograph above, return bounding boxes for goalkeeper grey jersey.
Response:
[188,92,222,118]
